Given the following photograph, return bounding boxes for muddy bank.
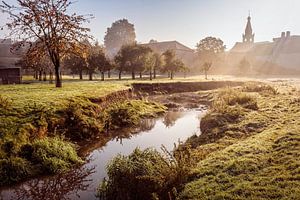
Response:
[132,81,245,95]
[89,88,133,110]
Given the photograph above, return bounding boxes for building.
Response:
[228,15,300,74]
[0,39,23,84]
[142,40,197,67]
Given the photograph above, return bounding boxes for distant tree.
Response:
[143,52,156,80]
[63,53,86,80]
[153,53,163,79]
[196,37,226,79]
[149,39,158,43]
[17,45,53,82]
[162,50,185,79]
[1,0,92,87]
[104,19,136,58]
[114,44,152,80]
[87,43,111,81]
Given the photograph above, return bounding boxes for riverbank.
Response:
[0,79,258,188]
[98,81,300,200]
[0,81,166,186]
[181,82,300,199]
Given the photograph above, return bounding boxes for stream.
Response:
[0,107,207,200]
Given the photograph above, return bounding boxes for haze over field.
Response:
[1,0,300,48]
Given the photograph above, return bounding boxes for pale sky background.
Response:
[0,0,299,49]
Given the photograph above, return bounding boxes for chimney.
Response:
[286,31,291,37]
[281,32,286,38]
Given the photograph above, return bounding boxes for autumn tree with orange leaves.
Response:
[0,0,92,87]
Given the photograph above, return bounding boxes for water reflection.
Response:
[1,164,95,200]
[163,111,184,128]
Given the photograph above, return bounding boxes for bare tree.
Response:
[0,0,92,87]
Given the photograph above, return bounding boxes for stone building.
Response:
[227,15,300,74]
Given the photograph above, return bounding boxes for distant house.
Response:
[0,67,22,84]
[142,40,197,67]
[0,39,23,84]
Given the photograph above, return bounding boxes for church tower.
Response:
[243,14,255,43]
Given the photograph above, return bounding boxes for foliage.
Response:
[98,145,195,200]
[161,50,186,79]
[30,137,83,173]
[196,37,226,79]
[104,19,136,58]
[0,137,82,186]
[0,157,34,185]
[114,43,153,79]
[64,53,87,79]
[0,0,92,87]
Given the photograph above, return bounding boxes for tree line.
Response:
[1,0,225,87]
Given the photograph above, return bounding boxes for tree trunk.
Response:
[49,71,53,84]
[54,64,62,87]
[101,72,105,81]
[205,70,208,80]
[150,70,152,81]
[34,71,38,80]
[139,72,142,79]
[170,71,174,80]
[153,68,156,79]
[168,71,170,78]
[132,71,135,80]
[43,71,47,81]
[79,70,83,80]
[108,70,111,78]
[89,70,93,81]
[119,71,122,80]
[39,70,42,81]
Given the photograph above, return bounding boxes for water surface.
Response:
[0,108,206,200]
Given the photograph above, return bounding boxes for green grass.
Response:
[179,84,300,199]
[0,81,129,110]
[0,80,167,186]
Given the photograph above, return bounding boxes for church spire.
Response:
[243,13,255,43]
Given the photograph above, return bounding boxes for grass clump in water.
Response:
[98,145,194,200]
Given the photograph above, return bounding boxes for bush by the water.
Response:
[98,145,194,200]
[0,137,82,186]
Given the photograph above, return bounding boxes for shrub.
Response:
[30,137,83,173]
[213,88,258,111]
[242,83,278,96]
[0,157,33,185]
[98,145,194,200]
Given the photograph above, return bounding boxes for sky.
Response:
[1,0,300,49]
